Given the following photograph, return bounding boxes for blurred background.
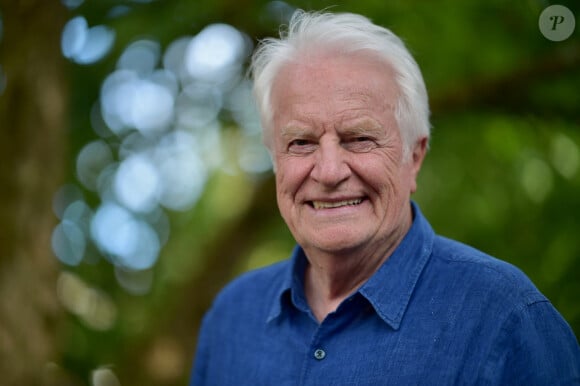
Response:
[0,0,578,385]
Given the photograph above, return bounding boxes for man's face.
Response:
[270,53,426,256]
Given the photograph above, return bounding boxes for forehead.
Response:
[271,52,398,124]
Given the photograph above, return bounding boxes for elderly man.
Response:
[191,10,580,385]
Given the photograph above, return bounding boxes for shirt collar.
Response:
[267,201,435,328]
[358,202,434,330]
[267,245,308,323]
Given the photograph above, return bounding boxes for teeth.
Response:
[312,199,362,209]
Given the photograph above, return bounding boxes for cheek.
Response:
[358,153,401,188]
[276,156,311,192]
[355,156,410,206]
[275,171,292,221]
[275,159,292,191]
[275,165,301,215]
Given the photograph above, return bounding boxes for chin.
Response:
[302,230,370,255]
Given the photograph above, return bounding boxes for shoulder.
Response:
[427,236,580,380]
[208,259,290,317]
[430,235,546,305]
[192,260,294,384]
[220,259,289,297]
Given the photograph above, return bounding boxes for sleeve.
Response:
[481,299,580,385]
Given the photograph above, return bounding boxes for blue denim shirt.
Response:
[191,203,580,385]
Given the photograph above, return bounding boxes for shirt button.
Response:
[313,349,326,360]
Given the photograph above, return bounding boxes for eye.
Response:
[343,136,378,152]
[290,139,310,147]
[287,139,317,154]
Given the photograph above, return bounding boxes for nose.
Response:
[310,139,351,187]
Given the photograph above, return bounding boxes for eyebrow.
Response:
[340,119,385,137]
[280,125,317,140]
[279,120,388,140]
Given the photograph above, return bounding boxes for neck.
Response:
[303,206,413,322]
[303,212,412,322]
[303,250,383,322]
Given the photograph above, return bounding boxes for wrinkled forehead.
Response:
[271,51,399,111]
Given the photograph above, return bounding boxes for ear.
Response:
[409,137,428,194]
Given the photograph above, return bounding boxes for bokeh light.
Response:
[154,130,208,211]
[264,1,296,24]
[114,154,161,213]
[185,23,248,83]
[91,202,161,270]
[175,83,222,130]
[52,220,86,266]
[118,39,160,75]
[61,16,115,64]
[53,19,267,294]
[114,267,154,295]
[520,157,554,203]
[76,140,114,191]
[61,0,85,9]
[91,367,121,386]
[57,272,117,331]
[551,133,580,179]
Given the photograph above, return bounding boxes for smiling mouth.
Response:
[310,198,364,209]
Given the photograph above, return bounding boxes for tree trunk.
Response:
[0,1,68,384]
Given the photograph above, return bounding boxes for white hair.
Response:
[250,10,431,159]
